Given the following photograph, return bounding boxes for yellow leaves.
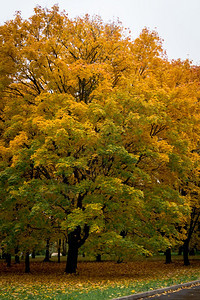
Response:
[54,128,69,150]
[1,257,200,299]
[69,101,88,118]
[87,103,106,123]
[32,116,67,138]
[69,61,103,81]
[9,131,28,151]
[1,6,135,104]
[0,142,11,161]
[34,93,71,115]
[31,147,56,168]
[132,27,164,77]
[90,224,101,234]
[152,138,173,163]
[1,5,200,266]
[61,203,103,231]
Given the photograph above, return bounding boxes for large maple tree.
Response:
[0,6,199,273]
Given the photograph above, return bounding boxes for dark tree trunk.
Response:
[15,247,20,264]
[25,252,30,273]
[96,254,101,262]
[178,246,183,255]
[58,239,61,263]
[65,237,79,274]
[32,250,36,259]
[43,238,51,262]
[65,225,89,274]
[165,248,172,264]
[189,248,195,255]
[6,253,11,267]
[183,240,190,266]
[2,248,6,259]
[182,208,200,265]
[120,230,127,238]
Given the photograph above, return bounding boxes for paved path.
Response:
[112,280,200,300]
[149,284,200,299]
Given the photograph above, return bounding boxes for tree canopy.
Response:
[0,5,200,273]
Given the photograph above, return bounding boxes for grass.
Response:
[0,255,200,299]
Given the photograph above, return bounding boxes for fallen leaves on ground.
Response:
[0,258,200,299]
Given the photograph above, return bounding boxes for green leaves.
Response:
[61,203,103,232]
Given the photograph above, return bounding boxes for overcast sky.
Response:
[1,0,200,64]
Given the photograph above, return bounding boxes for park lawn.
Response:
[0,256,200,299]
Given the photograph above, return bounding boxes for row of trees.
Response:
[0,5,200,273]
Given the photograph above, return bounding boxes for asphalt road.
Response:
[148,284,200,299]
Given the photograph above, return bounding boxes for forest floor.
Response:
[0,255,200,299]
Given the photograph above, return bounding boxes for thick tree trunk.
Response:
[43,238,51,262]
[58,239,61,263]
[182,209,200,266]
[65,225,89,274]
[165,248,172,264]
[65,238,79,274]
[25,251,30,273]
[6,253,11,267]
[183,240,190,266]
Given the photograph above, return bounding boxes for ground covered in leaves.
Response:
[0,257,200,299]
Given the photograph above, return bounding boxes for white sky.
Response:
[1,0,200,64]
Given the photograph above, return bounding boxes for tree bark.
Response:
[96,254,102,262]
[178,246,183,255]
[65,225,89,274]
[165,248,172,264]
[65,235,79,274]
[6,253,11,267]
[183,240,190,266]
[32,249,36,259]
[25,251,30,273]
[182,209,200,266]
[58,239,61,263]
[43,238,51,262]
